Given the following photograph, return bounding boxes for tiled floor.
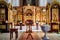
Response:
[48,33,60,40]
[0,32,60,40]
[0,32,23,40]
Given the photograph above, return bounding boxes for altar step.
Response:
[15,26,42,32]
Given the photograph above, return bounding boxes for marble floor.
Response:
[0,31,60,40]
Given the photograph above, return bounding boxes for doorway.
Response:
[51,4,60,32]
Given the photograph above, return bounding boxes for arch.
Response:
[24,9,33,17]
[0,1,8,7]
[24,9,34,25]
[0,1,8,32]
[50,1,60,9]
[51,4,60,22]
[25,9,33,14]
[51,4,60,8]
[50,4,60,32]
[0,1,8,21]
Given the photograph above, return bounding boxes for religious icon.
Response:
[52,9,58,22]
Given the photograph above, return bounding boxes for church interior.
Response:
[0,0,60,40]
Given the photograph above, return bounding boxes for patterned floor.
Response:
[18,32,41,40]
[0,32,60,40]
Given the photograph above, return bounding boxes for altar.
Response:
[15,26,42,32]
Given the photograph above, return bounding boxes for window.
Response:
[5,0,19,7]
[12,0,19,7]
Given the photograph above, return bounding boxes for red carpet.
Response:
[18,32,41,40]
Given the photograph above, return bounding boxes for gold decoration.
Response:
[52,25,58,29]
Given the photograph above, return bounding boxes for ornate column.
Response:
[22,7,24,25]
[34,7,36,25]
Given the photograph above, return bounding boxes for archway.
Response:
[0,1,8,32]
[50,4,60,32]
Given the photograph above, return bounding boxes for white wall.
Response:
[39,0,60,6]
[47,0,60,3]
[47,0,52,3]
[39,0,47,6]
[5,0,11,3]
[5,0,60,7]
[5,0,20,7]
[58,0,60,2]
[12,0,19,7]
